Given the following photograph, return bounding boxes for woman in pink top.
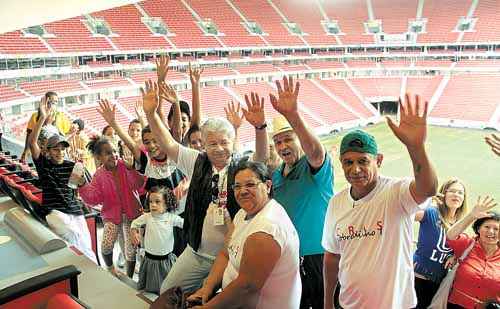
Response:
[446,196,499,309]
[79,136,144,278]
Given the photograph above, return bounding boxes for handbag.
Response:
[427,240,475,309]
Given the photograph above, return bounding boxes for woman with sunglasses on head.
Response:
[413,178,469,308]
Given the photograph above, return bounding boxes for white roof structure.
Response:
[0,0,140,34]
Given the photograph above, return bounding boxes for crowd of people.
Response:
[17,56,499,309]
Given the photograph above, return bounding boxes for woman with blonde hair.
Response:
[413,178,468,308]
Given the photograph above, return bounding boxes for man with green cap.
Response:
[322,94,438,309]
[267,76,334,309]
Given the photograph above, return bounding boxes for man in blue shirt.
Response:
[267,76,334,309]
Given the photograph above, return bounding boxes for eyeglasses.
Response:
[232,181,262,191]
[211,174,220,202]
[446,189,464,195]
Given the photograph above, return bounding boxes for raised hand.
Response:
[470,196,497,219]
[189,62,204,85]
[140,80,160,115]
[242,92,266,128]
[269,76,300,118]
[96,99,117,125]
[485,133,500,157]
[134,100,145,119]
[38,96,50,120]
[387,93,428,150]
[159,82,179,104]
[155,55,170,83]
[122,146,135,169]
[224,101,244,130]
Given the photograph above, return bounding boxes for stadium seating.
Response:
[275,64,310,72]
[306,60,345,70]
[430,74,500,122]
[455,59,500,68]
[379,59,412,68]
[0,31,50,54]
[140,0,221,49]
[19,79,85,97]
[372,0,417,34]
[130,70,188,85]
[234,63,280,75]
[462,0,499,43]
[319,79,376,118]
[1,0,500,143]
[322,0,374,45]
[0,265,88,309]
[83,77,132,90]
[201,67,240,78]
[86,60,113,68]
[118,59,143,65]
[296,79,358,124]
[345,60,379,68]
[44,17,114,52]
[229,82,322,129]
[232,0,304,46]
[185,0,266,47]
[0,0,498,55]
[405,76,443,103]
[117,95,141,116]
[414,59,454,68]
[92,4,171,50]
[271,0,338,46]
[68,104,130,133]
[0,85,29,103]
[417,0,470,43]
[350,77,402,98]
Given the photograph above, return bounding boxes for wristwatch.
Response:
[255,123,267,130]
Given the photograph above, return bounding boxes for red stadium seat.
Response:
[47,293,86,309]
[0,265,89,309]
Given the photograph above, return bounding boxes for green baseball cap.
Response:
[340,130,378,156]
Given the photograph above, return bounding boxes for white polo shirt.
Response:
[322,176,425,309]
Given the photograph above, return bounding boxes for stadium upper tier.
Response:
[1,0,499,55]
[4,71,500,145]
[2,58,500,103]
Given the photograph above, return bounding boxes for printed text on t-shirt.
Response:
[336,221,384,241]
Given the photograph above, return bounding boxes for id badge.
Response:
[213,207,225,226]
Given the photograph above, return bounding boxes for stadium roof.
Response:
[0,0,141,34]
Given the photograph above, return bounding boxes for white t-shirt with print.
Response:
[222,199,301,309]
[322,176,424,309]
[176,146,232,258]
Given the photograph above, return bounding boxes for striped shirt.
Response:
[33,155,84,215]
